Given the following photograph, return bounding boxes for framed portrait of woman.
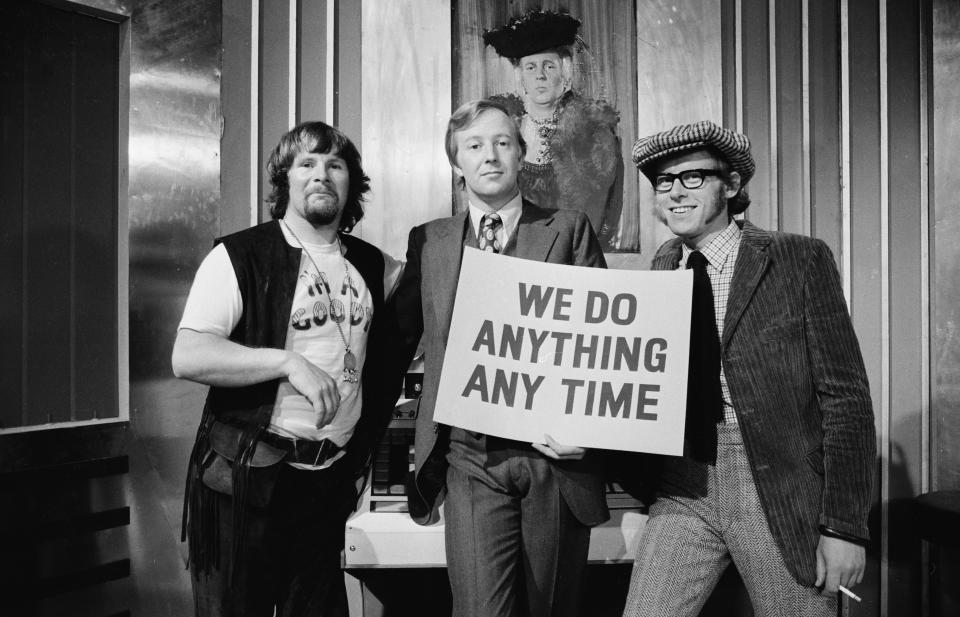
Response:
[452,1,640,253]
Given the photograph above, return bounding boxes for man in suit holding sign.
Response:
[390,98,608,617]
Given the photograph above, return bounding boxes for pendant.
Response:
[342,350,359,383]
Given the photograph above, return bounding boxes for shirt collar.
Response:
[681,220,741,271]
[468,193,523,240]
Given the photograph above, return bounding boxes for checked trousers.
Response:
[622,423,837,617]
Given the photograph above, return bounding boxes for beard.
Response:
[302,192,342,226]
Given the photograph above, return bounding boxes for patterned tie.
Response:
[478,213,502,253]
[686,250,724,464]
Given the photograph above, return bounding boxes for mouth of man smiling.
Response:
[669,205,696,214]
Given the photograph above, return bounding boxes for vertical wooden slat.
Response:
[845,0,883,614]
[721,0,738,130]
[808,0,841,258]
[774,0,805,234]
[297,0,329,124]
[335,0,362,147]
[740,0,772,230]
[885,0,925,614]
[221,0,255,234]
[259,0,293,221]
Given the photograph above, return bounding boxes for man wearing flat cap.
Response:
[483,9,623,248]
[620,121,876,616]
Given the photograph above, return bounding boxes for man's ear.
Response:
[724,171,741,199]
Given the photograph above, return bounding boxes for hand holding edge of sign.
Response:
[532,434,586,461]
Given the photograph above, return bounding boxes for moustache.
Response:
[306,187,338,199]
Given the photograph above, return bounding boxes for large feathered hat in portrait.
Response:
[482,9,581,60]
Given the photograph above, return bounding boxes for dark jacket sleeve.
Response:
[391,225,427,366]
[803,240,876,539]
[570,210,607,269]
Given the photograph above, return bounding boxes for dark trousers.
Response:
[445,430,591,617]
[191,461,356,617]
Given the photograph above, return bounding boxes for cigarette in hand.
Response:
[838,585,861,602]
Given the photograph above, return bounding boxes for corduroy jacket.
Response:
[648,220,876,585]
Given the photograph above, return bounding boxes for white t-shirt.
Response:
[178,225,402,467]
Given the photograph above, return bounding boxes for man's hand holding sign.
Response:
[434,248,693,455]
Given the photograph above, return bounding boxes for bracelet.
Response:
[819,525,868,547]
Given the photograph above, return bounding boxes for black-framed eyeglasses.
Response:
[653,169,724,193]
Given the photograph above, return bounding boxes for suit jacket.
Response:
[391,199,610,527]
[650,220,876,585]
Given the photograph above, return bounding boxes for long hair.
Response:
[265,121,371,232]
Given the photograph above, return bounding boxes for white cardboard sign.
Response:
[434,248,693,455]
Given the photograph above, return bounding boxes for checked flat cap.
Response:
[632,120,756,185]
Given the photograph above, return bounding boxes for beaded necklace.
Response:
[526,106,560,164]
[280,219,359,383]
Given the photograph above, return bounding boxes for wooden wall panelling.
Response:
[222,0,256,234]
[259,0,294,222]
[930,3,960,611]
[884,1,925,614]
[808,0,842,257]
[740,0,773,231]
[297,0,330,124]
[932,0,960,494]
[845,0,884,614]
[359,0,451,258]
[846,0,883,406]
[774,0,806,235]
[336,0,362,152]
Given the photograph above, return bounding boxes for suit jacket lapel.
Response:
[722,221,771,349]
[510,200,558,262]
[429,211,470,333]
[651,239,683,271]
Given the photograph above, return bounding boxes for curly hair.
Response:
[266,121,371,232]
